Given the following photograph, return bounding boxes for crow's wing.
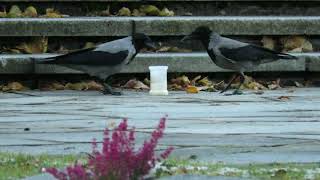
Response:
[219,44,296,63]
[39,48,129,66]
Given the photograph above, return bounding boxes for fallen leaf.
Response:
[171,75,190,88]
[117,7,131,16]
[143,78,150,86]
[268,78,281,90]
[42,8,65,18]
[139,5,160,16]
[169,83,184,91]
[190,75,201,86]
[131,9,145,16]
[159,7,174,16]
[2,82,26,91]
[241,76,267,90]
[156,46,191,53]
[277,96,291,100]
[65,82,89,91]
[281,36,313,52]
[13,37,48,54]
[198,76,213,86]
[261,36,276,50]
[245,81,267,90]
[86,81,103,91]
[23,6,37,17]
[186,86,199,93]
[51,82,65,90]
[82,42,95,49]
[156,46,171,52]
[99,6,111,16]
[123,79,149,90]
[7,5,22,18]
[0,10,6,18]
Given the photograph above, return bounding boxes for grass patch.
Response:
[157,159,320,180]
[2,152,320,180]
[0,152,83,180]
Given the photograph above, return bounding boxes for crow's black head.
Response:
[132,33,156,51]
[181,26,212,42]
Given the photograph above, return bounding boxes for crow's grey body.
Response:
[36,33,155,95]
[40,37,136,80]
[207,33,296,75]
[182,26,297,94]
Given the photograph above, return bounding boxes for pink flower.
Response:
[46,116,173,180]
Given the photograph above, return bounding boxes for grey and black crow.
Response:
[36,33,155,95]
[182,26,297,94]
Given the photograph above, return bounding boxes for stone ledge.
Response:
[0,53,315,74]
[0,16,319,36]
[0,0,316,1]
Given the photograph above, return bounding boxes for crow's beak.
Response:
[145,41,157,49]
[181,35,193,42]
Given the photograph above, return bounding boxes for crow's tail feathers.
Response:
[31,57,56,64]
[277,52,298,60]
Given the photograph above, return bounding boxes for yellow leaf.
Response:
[82,42,95,49]
[186,86,199,93]
[14,37,48,54]
[7,5,22,18]
[159,7,174,16]
[169,83,184,91]
[131,9,144,16]
[191,75,201,86]
[6,82,25,91]
[43,8,63,18]
[65,82,88,91]
[118,7,131,16]
[0,11,6,18]
[261,36,275,50]
[143,78,150,86]
[23,6,37,17]
[86,81,103,91]
[139,5,160,16]
[99,6,111,16]
[281,36,313,52]
[198,77,213,86]
[52,82,65,90]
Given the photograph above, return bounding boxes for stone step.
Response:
[0,16,319,36]
[0,0,317,1]
[0,53,318,74]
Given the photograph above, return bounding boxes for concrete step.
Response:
[0,16,319,36]
[0,0,317,1]
[0,53,318,74]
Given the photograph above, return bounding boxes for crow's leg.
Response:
[99,77,122,96]
[232,73,245,95]
[102,83,122,96]
[220,73,239,93]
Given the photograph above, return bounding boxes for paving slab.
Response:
[1,88,320,165]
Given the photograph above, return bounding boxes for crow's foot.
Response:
[102,83,122,96]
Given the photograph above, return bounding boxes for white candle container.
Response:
[149,66,168,96]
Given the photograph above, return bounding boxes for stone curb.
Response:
[0,16,319,36]
[0,52,317,74]
[0,0,316,2]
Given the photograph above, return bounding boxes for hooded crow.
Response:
[36,33,155,95]
[182,26,297,94]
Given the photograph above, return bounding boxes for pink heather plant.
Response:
[45,116,174,180]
